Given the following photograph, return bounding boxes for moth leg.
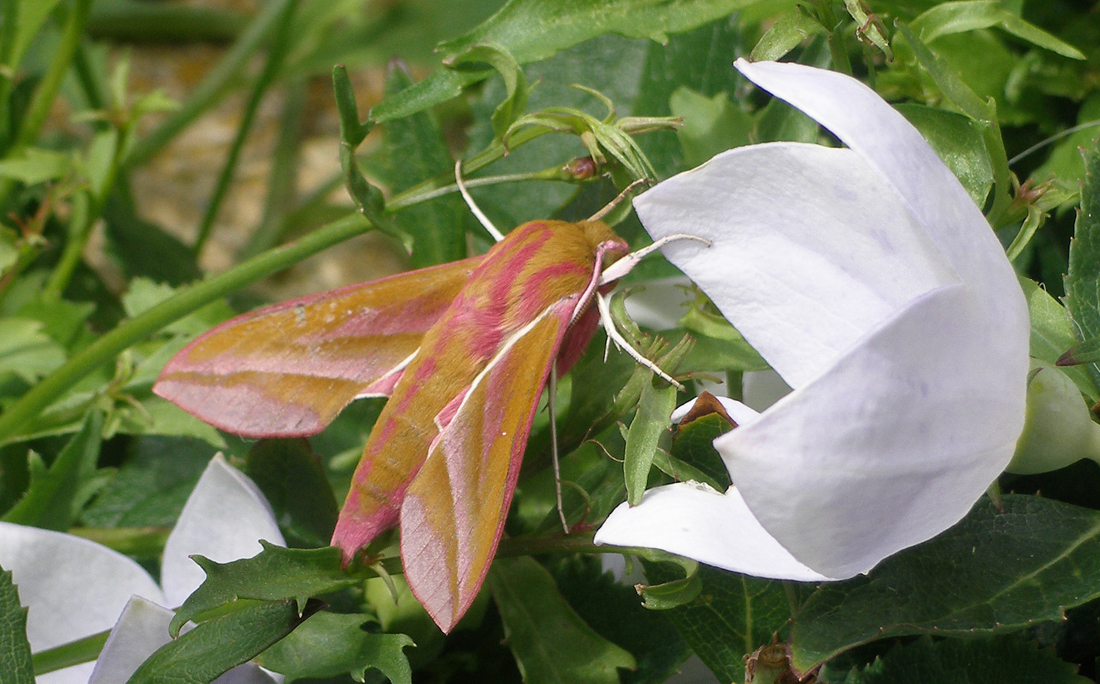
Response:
[596,292,685,391]
[548,365,570,534]
[586,177,650,222]
[455,160,505,243]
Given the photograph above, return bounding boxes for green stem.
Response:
[238,78,306,261]
[0,0,93,207]
[0,0,20,150]
[0,212,370,444]
[69,525,171,557]
[124,0,294,168]
[32,630,108,676]
[86,0,246,43]
[193,0,299,256]
[16,0,93,150]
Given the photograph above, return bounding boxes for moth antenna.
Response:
[548,365,569,534]
[455,160,505,243]
[599,233,711,285]
[596,292,685,391]
[587,178,650,222]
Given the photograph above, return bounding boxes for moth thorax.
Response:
[575,220,629,266]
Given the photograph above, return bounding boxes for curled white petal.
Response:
[161,454,285,607]
[89,597,174,684]
[599,61,1028,579]
[594,484,831,582]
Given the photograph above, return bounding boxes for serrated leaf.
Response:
[792,496,1100,671]
[257,611,413,683]
[370,0,758,122]
[624,378,677,505]
[243,439,339,549]
[170,544,368,637]
[0,568,33,684]
[383,62,466,268]
[129,599,306,684]
[2,410,104,530]
[1064,140,1100,390]
[490,556,636,684]
[641,562,794,683]
[838,635,1091,684]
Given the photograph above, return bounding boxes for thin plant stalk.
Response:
[193,0,299,256]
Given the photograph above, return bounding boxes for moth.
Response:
[155,189,692,632]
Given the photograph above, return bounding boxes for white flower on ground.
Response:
[595,59,1030,581]
[0,454,284,683]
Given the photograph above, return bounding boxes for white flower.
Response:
[0,455,284,683]
[595,59,1029,581]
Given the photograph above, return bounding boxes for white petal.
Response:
[720,284,1022,577]
[594,483,831,582]
[733,59,1020,311]
[161,454,284,607]
[88,597,173,684]
[0,522,165,653]
[633,143,958,388]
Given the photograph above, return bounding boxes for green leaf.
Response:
[632,14,745,180]
[669,88,753,168]
[2,409,104,530]
[551,555,691,684]
[449,43,530,139]
[0,319,67,383]
[910,0,1085,60]
[102,197,202,287]
[370,0,760,122]
[791,495,1100,671]
[383,61,467,268]
[624,377,677,505]
[667,412,733,490]
[1059,336,1100,367]
[1064,140,1100,391]
[171,544,369,637]
[896,104,993,208]
[129,599,308,684]
[243,439,339,549]
[754,37,831,144]
[642,562,794,683]
[1020,277,1099,401]
[81,435,213,529]
[490,556,636,684]
[257,611,413,684]
[0,568,33,684]
[749,9,827,62]
[0,147,72,184]
[837,635,1091,684]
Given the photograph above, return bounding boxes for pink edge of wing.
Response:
[399,309,573,632]
[153,257,481,438]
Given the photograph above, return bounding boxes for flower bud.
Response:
[1006,359,1100,474]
